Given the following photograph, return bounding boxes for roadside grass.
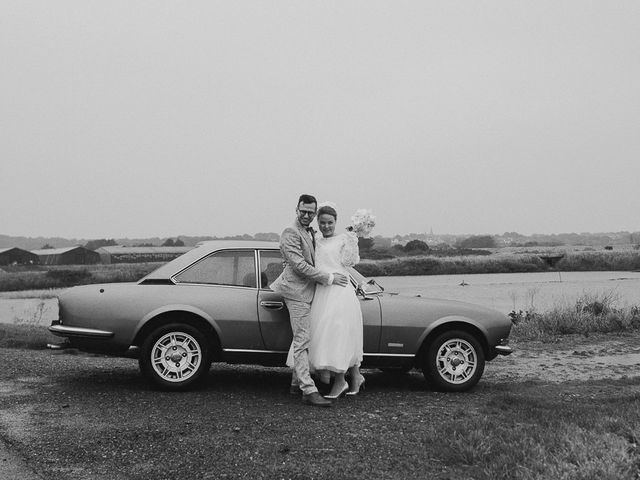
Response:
[558,250,640,272]
[0,323,59,349]
[356,253,548,277]
[0,263,161,292]
[511,291,640,341]
[0,288,64,299]
[441,381,640,479]
[357,249,640,277]
[222,378,640,480]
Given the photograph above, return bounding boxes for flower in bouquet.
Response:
[349,209,376,238]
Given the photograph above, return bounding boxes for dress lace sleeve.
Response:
[340,231,360,267]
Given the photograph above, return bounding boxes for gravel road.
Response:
[1,334,639,479]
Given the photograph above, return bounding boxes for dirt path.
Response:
[0,439,44,480]
[485,334,640,383]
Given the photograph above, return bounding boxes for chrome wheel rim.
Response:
[435,338,477,385]
[151,332,202,383]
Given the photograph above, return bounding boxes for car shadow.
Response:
[200,365,432,393]
[56,359,438,394]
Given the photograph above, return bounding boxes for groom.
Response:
[271,194,349,407]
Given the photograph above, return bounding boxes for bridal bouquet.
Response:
[348,209,376,238]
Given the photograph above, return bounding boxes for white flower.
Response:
[349,209,376,238]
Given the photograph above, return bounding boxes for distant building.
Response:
[0,247,40,266]
[31,246,101,265]
[96,246,193,264]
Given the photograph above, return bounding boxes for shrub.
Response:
[512,291,640,340]
[359,248,396,260]
[557,251,640,271]
[403,239,430,253]
[353,263,387,277]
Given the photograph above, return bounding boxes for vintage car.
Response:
[49,241,513,392]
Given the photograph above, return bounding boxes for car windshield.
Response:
[347,267,384,294]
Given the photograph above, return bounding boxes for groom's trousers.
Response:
[283,298,318,395]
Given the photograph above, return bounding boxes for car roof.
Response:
[140,240,280,281]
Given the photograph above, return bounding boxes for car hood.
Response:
[376,292,509,325]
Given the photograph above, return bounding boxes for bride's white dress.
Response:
[287,231,363,374]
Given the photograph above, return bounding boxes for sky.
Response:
[2,1,639,239]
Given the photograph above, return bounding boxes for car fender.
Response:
[134,304,222,339]
[416,314,490,351]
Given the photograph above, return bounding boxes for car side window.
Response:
[174,250,255,287]
[259,251,284,289]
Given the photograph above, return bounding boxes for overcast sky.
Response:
[2,1,639,239]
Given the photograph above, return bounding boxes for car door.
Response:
[172,249,263,349]
[256,250,383,353]
[256,250,291,351]
[345,268,383,353]
[359,291,382,354]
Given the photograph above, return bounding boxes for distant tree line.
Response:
[84,239,117,250]
[161,238,185,247]
[6,229,639,252]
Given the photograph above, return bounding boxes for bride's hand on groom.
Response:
[332,273,349,287]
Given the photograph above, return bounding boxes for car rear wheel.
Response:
[139,323,212,390]
[423,330,485,392]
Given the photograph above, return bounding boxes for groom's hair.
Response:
[297,194,317,207]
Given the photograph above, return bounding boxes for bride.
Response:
[288,203,365,398]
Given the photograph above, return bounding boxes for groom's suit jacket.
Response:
[270,220,331,303]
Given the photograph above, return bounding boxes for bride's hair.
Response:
[317,205,337,219]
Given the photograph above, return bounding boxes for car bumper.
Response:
[494,345,513,356]
[49,321,114,338]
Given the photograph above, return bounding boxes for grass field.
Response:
[357,249,640,277]
[0,262,161,291]
[2,248,640,292]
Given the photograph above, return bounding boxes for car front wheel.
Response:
[139,323,212,390]
[423,330,485,392]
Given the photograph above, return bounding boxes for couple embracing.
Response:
[270,194,365,407]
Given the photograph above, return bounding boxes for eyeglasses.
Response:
[297,210,316,218]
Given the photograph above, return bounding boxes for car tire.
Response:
[422,330,485,392]
[139,323,212,391]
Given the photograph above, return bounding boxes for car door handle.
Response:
[260,301,284,310]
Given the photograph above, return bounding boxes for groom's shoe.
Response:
[302,391,332,407]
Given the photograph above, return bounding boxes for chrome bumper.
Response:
[49,322,114,338]
[494,345,513,356]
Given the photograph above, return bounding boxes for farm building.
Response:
[96,246,193,264]
[31,246,101,265]
[0,247,40,265]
